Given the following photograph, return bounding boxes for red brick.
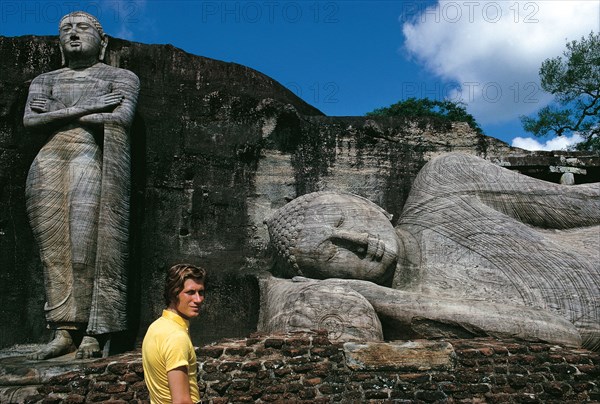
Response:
[218,361,242,372]
[303,377,322,386]
[128,361,145,374]
[202,362,218,373]
[265,384,286,394]
[112,392,134,401]
[224,346,253,356]
[227,394,254,402]
[49,371,81,385]
[240,361,261,371]
[230,379,251,391]
[264,338,284,349]
[350,373,373,382]
[95,374,118,382]
[282,347,309,357]
[245,337,262,346]
[364,389,389,399]
[211,381,231,395]
[493,346,510,355]
[64,394,86,404]
[86,392,111,402]
[318,383,345,395]
[439,382,466,393]
[542,381,571,397]
[415,390,447,402]
[528,344,551,353]
[299,388,316,399]
[273,367,292,377]
[285,336,311,346]
[41,396,63,404]
[399,373,430,383]
[95,382,127,394]
[576,363,600,375]
[312,335,332,346]
[253,347,276,357]
[199,346,224,358]
[312,345,340,357]
[82,362,108,374]
[260,394,283,401]
[106,362,129,375]
[122,371,142,383]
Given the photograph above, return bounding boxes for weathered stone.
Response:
[217,361,242,372]
[364,389,389,399]
[224,346,253,356]
[18,12,139,362]
[263,339,284,349]
[2,30,599,352]
[121,372,141,383]
[264,154,599,350]
[106,362,129,375]
[258,276,383,342]
[63,394,86,404]
[240,361,261,372]
[344,340,455,371]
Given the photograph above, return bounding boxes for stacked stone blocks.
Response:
[14,332,600,403]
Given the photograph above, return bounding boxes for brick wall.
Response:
[14,332,600,403]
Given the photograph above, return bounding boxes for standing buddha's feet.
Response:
[27,329,75,360]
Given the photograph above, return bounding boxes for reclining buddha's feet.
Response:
[27,330,75,360]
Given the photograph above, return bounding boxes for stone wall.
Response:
[3,333,598,403]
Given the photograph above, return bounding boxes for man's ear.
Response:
[99,34,108,62]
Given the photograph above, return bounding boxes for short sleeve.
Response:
[162,331,192,372]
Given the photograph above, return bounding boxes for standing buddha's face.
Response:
[287,194,399,284]
[59,14,103,63]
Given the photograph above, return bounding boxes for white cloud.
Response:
[511,133,584,151]
[401,1,598,125]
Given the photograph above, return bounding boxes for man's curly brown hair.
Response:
[164,264,206,307]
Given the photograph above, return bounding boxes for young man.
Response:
[142,264,206,404]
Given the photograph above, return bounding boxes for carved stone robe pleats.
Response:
[24,63,139,334]
[26,127,101,327]
[398,153,600,350]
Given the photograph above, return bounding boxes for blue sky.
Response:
[1,0,598,149]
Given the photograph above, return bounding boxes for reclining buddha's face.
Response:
[268,193,399,284]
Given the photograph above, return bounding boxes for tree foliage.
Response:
[367,97,483,134]
[521,32,600,151]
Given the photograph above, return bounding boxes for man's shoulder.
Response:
[147,315,188,336]
[144,316,187,350]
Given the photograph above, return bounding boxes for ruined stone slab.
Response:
[549,165,587,175]
[343,340,455,371]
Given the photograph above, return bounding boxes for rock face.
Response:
[0,35,598,351]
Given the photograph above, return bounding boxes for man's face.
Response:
[171,279,205,320]
[59,15,102,61]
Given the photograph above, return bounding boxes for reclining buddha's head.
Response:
[266,192,399,285]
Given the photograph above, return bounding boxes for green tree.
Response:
[521,32,600,152]
[367,97,483,134]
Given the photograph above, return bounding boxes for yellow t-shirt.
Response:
[142,310,200,404]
